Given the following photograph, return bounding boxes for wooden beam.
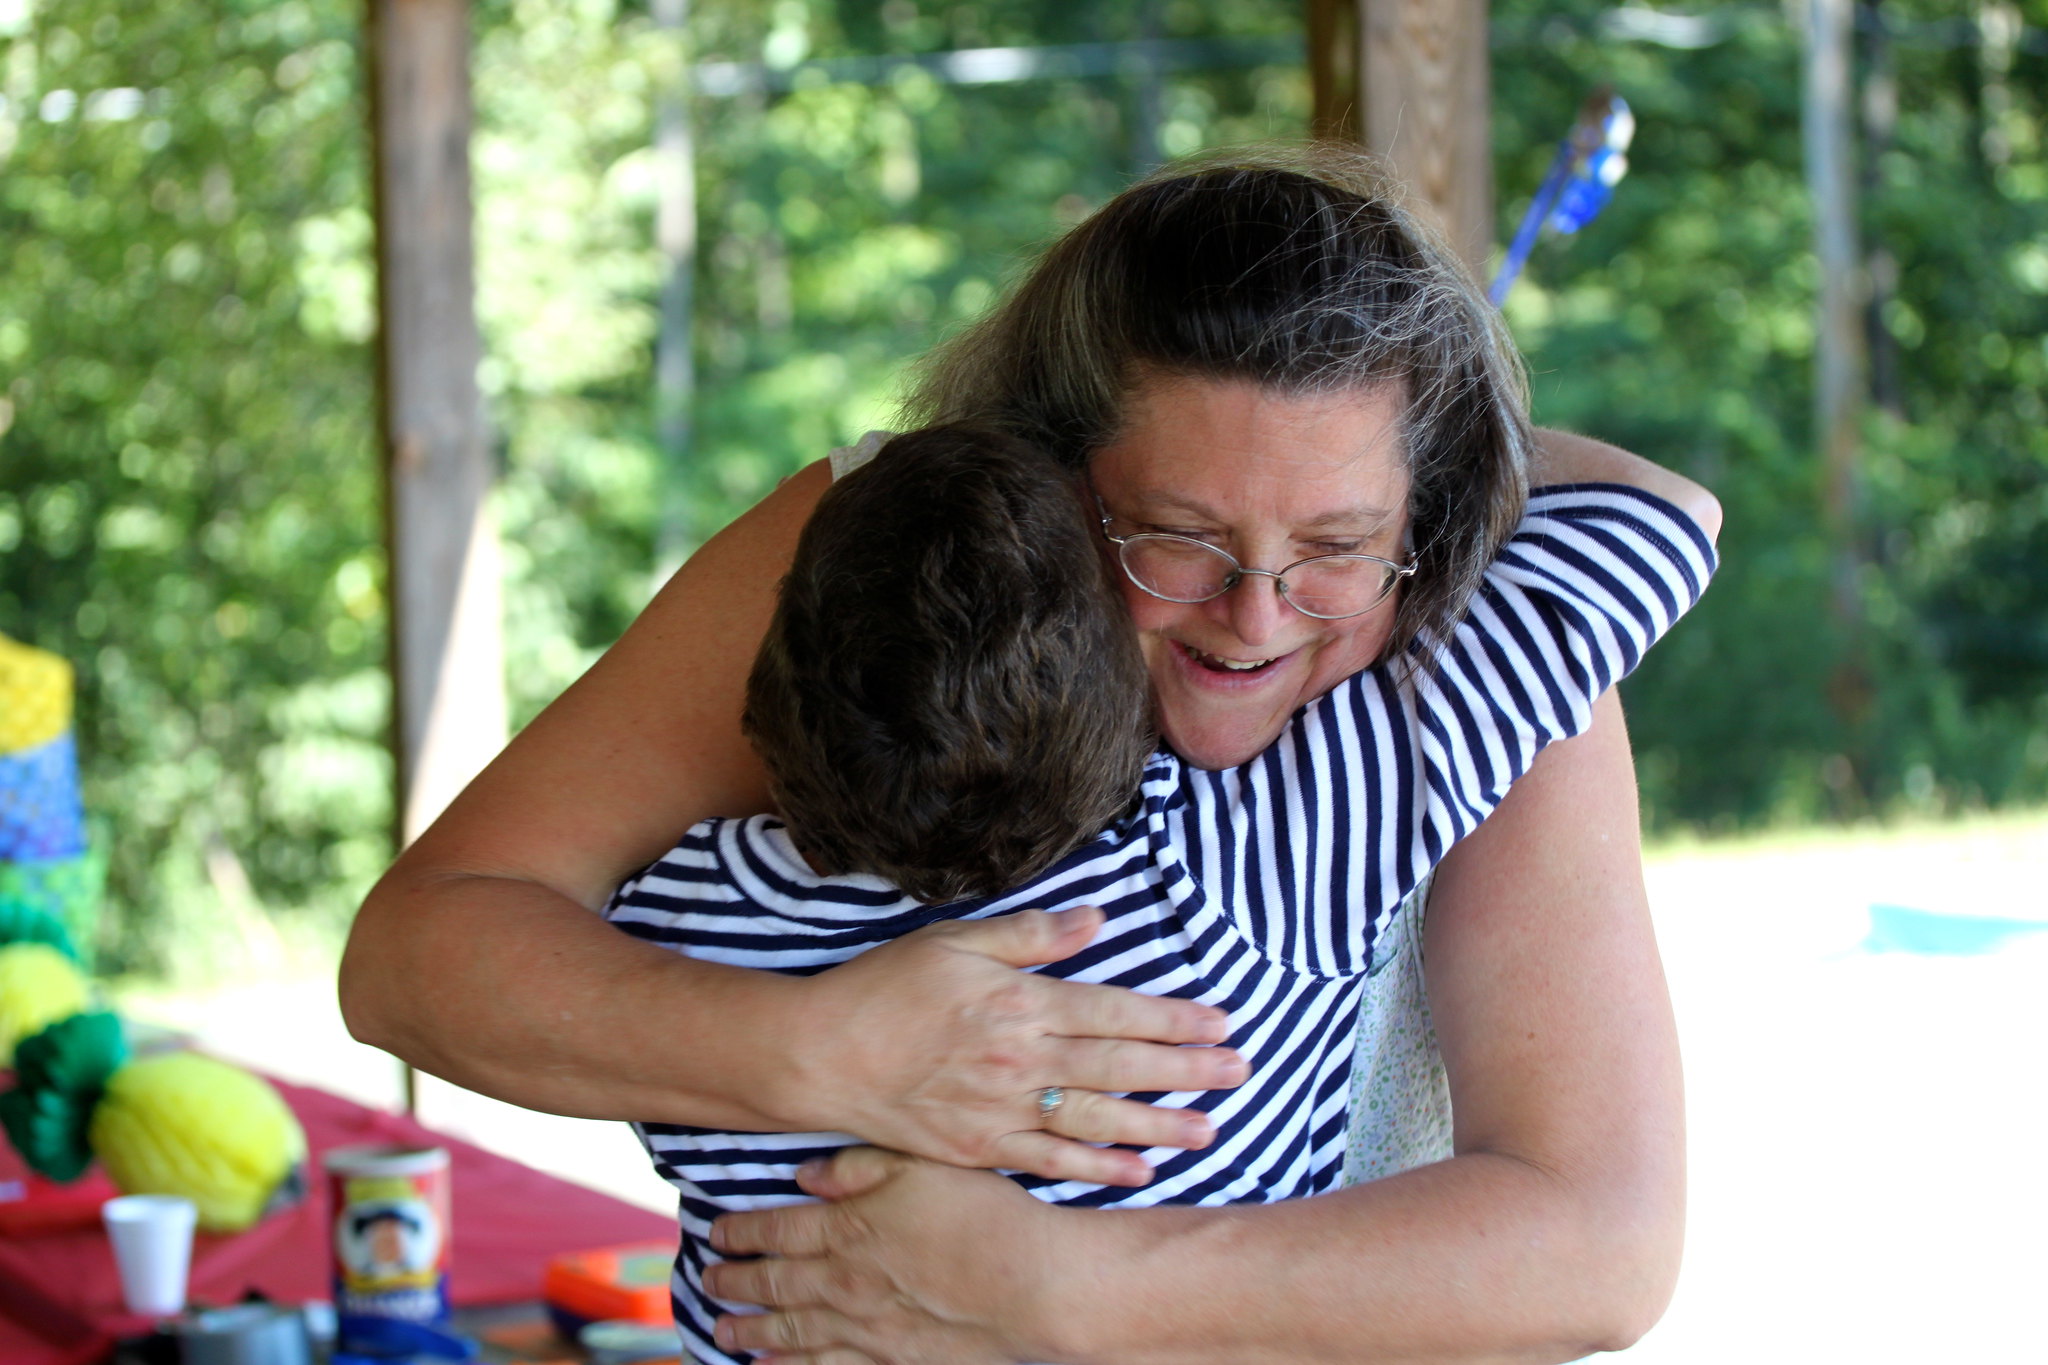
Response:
[1309,0,1494,272]
[653,0,697,577]
[1305,0,1358,142]
[366,0,506,854]
[1803,0,1871,755]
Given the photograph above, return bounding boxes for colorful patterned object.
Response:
[0,733,88,861]
[0,894,81,961]
[0,850,105,967]
[0,635,96,955]
[0,634,73,756]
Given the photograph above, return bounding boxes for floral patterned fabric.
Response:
[1341,876,1454,1186]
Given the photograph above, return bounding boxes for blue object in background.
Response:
[1863,903,2048,956]
[0,731,87,861]
[1491,89,1635,307]
[1547,135,1626,233]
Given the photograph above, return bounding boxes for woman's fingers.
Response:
[990,1128,1153,1186]
[1035,968,1233,1045]
[944,909,1230,1046]
[715,1307,867,1358]
[714,1201,838,1258]
[1049,1034,1248,1095]
[752,1351,877,1365]
[941,904,1103,968]
[1046,1088,1216,1150]
[793,1146,904,1200]
[755,1348,878,1365]
[794,912,1240,1173]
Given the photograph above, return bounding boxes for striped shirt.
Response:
[605,483,1715,1363]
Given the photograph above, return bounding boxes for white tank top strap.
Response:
[827,430,894,482]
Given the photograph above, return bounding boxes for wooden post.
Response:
[1306,0,1359,142]
[1308,0,1494,272]
[366,0,507,854]
[1802,0,1869,759]
[1859,1,1902,416]
[653,0,697,577]
[1128,0,1166,174]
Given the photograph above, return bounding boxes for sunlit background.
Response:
[2,0,2045,1359]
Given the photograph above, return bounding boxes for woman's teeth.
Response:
[1184,644,1276,673]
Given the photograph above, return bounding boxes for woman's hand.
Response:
[706,1148,1066,1365]
[789,906,1245,1187]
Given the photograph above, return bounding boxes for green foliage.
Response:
[5,0,2046,973]
[1491,0,2048,826]
[0,0,384,970]
[471,0,1307,725]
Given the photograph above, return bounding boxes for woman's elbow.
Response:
[337,874,418,1055]
[1572,1162,1686,1352]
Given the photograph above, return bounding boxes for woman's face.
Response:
[1088,375,1411,770]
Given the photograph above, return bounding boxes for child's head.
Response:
[744,424,1153,904]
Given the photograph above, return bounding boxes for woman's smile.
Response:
[1175,641,1293,676]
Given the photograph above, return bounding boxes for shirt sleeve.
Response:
[1407,480,1717,852]
[1171,482,1715,979]
[827,430,893,482]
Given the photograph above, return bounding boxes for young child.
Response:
[606,425,1716,1364]
[737,423,1155,908]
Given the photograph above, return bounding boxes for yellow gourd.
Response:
[90,1051,308,1232]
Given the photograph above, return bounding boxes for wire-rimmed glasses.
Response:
[1096,499,1416,621]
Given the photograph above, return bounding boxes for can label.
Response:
[324,1146,451,1325]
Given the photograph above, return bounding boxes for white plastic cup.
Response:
[102,1194,198,1317]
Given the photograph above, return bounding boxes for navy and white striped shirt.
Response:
[605,483,1715,1363]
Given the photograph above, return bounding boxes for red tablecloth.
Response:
[0,1077,674,1365]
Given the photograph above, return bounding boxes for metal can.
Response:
[323,1145,452,1326]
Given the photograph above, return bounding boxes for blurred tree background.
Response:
[1,0,2044,974]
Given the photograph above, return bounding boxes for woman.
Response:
[342,146,1715,1360]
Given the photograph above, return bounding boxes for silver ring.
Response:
[1037,1086,1065,1126]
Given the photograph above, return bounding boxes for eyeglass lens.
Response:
[1119,537,1397,618]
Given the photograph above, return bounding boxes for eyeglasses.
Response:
[1096,499,1416,621]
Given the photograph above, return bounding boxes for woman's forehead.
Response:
[1090,376,1410,524]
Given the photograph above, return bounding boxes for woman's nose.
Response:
[1217,571,1290,647]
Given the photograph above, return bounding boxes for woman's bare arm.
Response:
[1535,427,1724,540]
[339,460,1242,1183]
[711,690,1685,1363]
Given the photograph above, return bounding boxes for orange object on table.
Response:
[543,1242,675,1329]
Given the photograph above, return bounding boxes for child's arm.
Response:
[1532,426,1723,544]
